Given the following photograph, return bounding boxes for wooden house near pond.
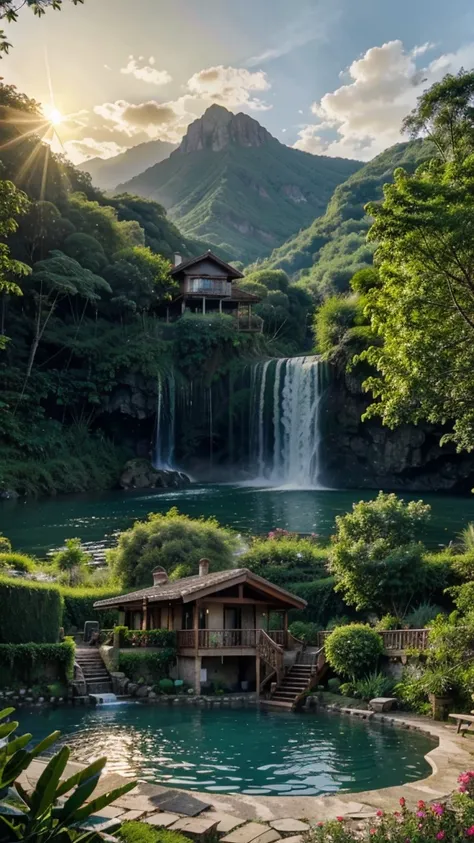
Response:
[94,560,321,706]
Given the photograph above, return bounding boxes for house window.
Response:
[183,607,193,630]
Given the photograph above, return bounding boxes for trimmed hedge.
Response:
[289,577,348,626]
[118,649,176,683]
[0,640,75,687]
[0,577,63,643]
[61,587,121,633]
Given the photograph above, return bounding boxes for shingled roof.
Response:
[93,567,306,610]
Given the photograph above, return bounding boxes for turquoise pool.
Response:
[17,705,435,797]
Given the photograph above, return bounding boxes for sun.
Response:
[42,105,63,126]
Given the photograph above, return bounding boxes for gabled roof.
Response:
[230,286,261,303]
[171,250,244,280]
[93,567,306,610]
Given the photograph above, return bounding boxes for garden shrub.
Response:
[351,671,394,701]
[241,534,328,586]
[0,532,11,552]
[327,677,341,693]
[0,552,37,573]
[158,678,174,694]
[329,492,431,616]
[288,621,321,645]
[118,649,176,682]
[0,576,63,643]
[375,613,401,630]
[115,627,177,648]
[288,577,348,626]
[325,624,383,679]
[61,587,121,633]
[52,538,92,586]
[119,822,189,843]
[404,602,444,629]
[108,507,238,589]
[326,614,352,630]
[0,640,75,687]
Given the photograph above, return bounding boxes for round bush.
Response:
[0,552,36,573]
[325,624,383,679]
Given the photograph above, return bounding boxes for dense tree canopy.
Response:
[0,0,84,55]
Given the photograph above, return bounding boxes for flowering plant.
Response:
[308,782,474,842]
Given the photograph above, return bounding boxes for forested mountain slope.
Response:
[116,104,362,264]
[78,139,177,191]
[256,140,434,299]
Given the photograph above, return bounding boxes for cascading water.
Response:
[250,356,327,488]
[154,373,176,470]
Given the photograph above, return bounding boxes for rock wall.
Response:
[321,368,474,492]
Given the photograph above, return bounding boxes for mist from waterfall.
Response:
[250,356,327,488]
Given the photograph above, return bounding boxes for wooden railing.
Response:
[316,628,429,652]
[258,629,284,685]
[176,629,289,650]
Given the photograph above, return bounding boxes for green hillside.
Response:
[256,140,434,299]
[116,106,361,264]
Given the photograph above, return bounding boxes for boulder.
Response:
[369,697,398,713]
[119,459,190,491]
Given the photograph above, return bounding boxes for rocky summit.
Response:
[115,105,362,263]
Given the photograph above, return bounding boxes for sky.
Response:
[3,0,474,164]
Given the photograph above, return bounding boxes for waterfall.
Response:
[251,356,326,488]
[154,372,176,470]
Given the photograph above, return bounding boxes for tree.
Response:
[329,492,431,616]
[325,624,383,679]
[51,536,91,585]
[0,178,31,342]
[0,0,84,56]
[104,245,173,316]
[107,507,238,589]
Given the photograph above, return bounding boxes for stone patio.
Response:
[21,712,474,839]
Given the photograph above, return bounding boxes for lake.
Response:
[1,483,473,557]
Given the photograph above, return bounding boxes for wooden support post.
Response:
[248,304,251,329]
[195,656,202,696]
[284,611,288,648]
[166,306,170,323]
[181,297,186,314]
[142,598,148,631]
[256,653,261,699]
[202,297,206,314]
[219,299,222,314]
[238,584,244,599]
[194,600,200,653]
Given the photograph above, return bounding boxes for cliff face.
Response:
[174,104,273,154]
[320,368,474,492]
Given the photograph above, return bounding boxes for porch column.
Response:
[194,600,200,653]
[256,653,261,699]
[202,297,206,314]
[142,598,148,631]
[181,297,186,314]
[219,299,222,314]
[195,655,202,695]
[248,304,251,329]
[284,611,288,648]
[166,306,170,323]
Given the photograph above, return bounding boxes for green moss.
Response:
[119,822,189,843]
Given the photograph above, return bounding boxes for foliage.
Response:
[326,677,341,693]
[115,627,176,649]
[242,269,313,350]
[51,538,92,586]
[61,587,121,633]
[119,821,189,843]
[241,535,328,587]
[118,649,176,682]
[405,602,444,629]
[118,137,360,264]
[343,671,395,701]
[0,577,63,643]
[108,507,238,589]
[0,551,36,573]
[325,624,383,679]
[288,578,348,628]
[459,524,474,554]
[329,492,431,616]
[258,140,433,297]
[288,621,321,645]
[0,705,137,842]
[158,678,174,695]
[314,295,363,357]
[0,534,10,552]
[0,640,75,687]
[375,614,401,631]
[308,791,474,842]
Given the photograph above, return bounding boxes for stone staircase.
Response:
[75,648,112,695]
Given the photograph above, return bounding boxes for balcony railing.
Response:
[316,628,429,652]
[176,629,287,650]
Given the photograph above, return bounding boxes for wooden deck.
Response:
[316,628,429,655]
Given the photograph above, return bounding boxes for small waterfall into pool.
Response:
[154,373,176,469]
[250,356,327,488]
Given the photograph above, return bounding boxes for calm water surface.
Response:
[17,705,434,796]
[1,484,474,557]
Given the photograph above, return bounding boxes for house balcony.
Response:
[177,628,287,654]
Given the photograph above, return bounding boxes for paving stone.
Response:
[91,805,125,819]
[113,795,163,813]
[254,831,280,843]
[221,822,273,843]
[144,813,182,828]
[152,789,210,816]
[269,820,309,834]
[208,812,247,834]
[278,837,302,843]
[118,809,147,822]
[171,816,220,839]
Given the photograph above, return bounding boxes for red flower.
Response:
[370,830,376,836]
[336,817,344,823]
[376,810,384,817]
[399,797,406,807]
[417,800,425,809]
[466,827,474,837]
[317,823,324,827]
[436,833,445,841]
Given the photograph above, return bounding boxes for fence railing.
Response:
[316,628,429,652]
[176,628,288,650]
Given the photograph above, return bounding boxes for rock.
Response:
[176,105,272,155]
[269,821,309,834]
[0,489,19,499]
[145,814,182,828]
[369,697,398,713]
[127,683,138,696]
[136,686,149,698]
[171,817,220,840]
[19,689,26,696]
[221,823,276,843]
[119,459,190,491]
[148,691,157,699]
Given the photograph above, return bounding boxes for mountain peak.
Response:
[175,105,274,155]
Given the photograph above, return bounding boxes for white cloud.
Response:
[121,55,172,86]
[294,40,474,160]
[63,137,127,165]
[186,65,271,111]
[93,95,196,142]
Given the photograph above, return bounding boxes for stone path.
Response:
[20,713,474,840]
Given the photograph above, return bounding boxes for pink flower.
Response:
[369,830,376,836]
[459,786,467,793]
[436,833,445,841]
[416,811,426,818]
[431,803,444,816]
[466,827,474,837]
